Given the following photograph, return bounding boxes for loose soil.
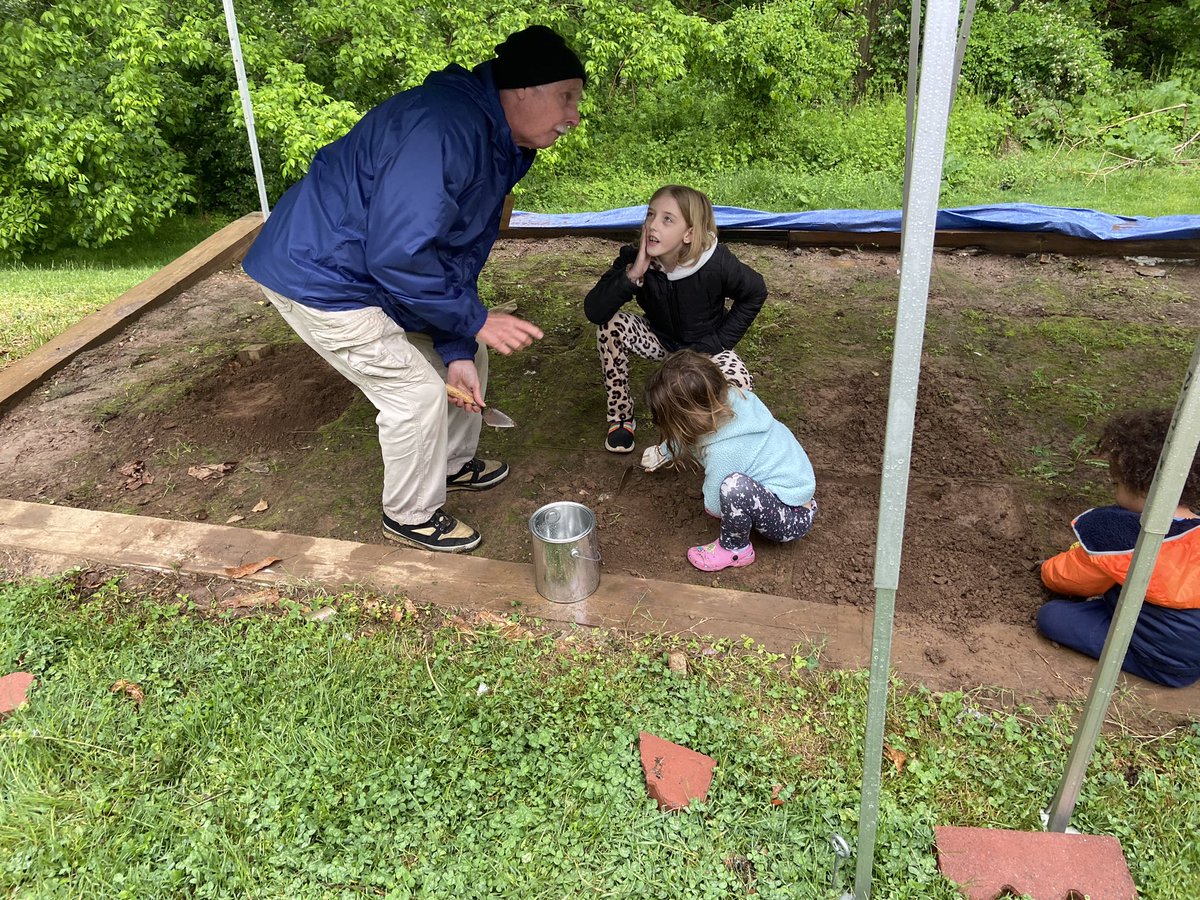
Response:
[2,238,1198,698]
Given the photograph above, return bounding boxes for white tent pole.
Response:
[1046,340,1200,831]
[222,0,271,218]
[900,0,922,217]
[852,2,960,897]
[949,0,977,105]
[902,0,975,230]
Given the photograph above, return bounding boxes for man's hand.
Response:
[477,311,543,355]
[447,359,483,409]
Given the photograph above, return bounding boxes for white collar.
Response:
[654,239,718,281]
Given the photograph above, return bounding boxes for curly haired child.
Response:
[642,350,816,572]
[1037,407,1200,687]
[584,185,767,454]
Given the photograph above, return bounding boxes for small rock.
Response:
[236,344,276,365]
[667,651,688,676]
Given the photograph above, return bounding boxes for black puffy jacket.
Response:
[583,242,767,355]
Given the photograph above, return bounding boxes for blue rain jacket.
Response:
[243,61,534,363]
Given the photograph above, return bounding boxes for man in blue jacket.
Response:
[243,26,585,552]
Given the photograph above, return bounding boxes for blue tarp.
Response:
[511,202,1200,242]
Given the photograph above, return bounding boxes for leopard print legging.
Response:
[597,311,753,424]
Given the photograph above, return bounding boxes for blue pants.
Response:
[718,472,816,550]
[1036,593,1200,687]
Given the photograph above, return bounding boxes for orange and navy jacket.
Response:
[1041,505,1200,609]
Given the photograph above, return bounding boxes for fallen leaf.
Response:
[770,783,786,807]
[251,499,269,513]
[474,610,509,627]
[187,462,236,481]
[884,743,908,773]
[445,614,476,637]
[117,460,154,490]
[110,680,144,707]
[225,514,245,524]
[223,555,282,578]
[219,588,281,609]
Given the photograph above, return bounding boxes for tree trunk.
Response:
[855,0,887,98]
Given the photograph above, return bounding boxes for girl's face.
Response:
[643,195,693,263]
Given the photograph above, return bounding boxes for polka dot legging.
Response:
[597,311,752,424]
[718,472,817,550]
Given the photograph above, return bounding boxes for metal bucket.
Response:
[529,501,601,604]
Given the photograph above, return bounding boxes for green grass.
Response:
[0,215,232,367]
[521,148,1199,218]
[1,574,1198,898]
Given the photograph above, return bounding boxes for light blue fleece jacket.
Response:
[659,388,816,515]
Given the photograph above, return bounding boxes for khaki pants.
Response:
[258,286,486,525]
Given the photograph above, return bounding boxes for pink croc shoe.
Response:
[687,541,756,572]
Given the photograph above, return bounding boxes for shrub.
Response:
[870,0,1114,109]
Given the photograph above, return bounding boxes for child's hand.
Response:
[641,444,668,471]
[627,226,650,284]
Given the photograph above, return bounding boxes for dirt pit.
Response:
[2,237,1199,702]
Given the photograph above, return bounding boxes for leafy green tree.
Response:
[0,2,195,253]
[1082,0,1200,84]
[0,0,290,256]
[712,0,864,105]
[0,0,1193,258]
[868,0,1113,107]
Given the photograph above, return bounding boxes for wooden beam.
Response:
[0,212,265,415]
[0,498,863,664]
[4,497,1198,712]
[501,225,1200,258]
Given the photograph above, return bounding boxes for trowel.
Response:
[445,383,515,428]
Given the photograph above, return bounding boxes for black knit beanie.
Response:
[492,25,587,89]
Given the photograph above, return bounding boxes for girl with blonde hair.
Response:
[584,185,767,454]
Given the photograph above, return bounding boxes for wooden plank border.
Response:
[501,225,1200,258]
[3,497,1197,713]
[0,212,265,415]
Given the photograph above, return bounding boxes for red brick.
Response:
[639,731,716,811]
[934,825,1137,899]
[0,672,35,718]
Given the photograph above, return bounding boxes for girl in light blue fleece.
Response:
[643,350,817,572]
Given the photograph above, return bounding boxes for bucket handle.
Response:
[570,547,602,562]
